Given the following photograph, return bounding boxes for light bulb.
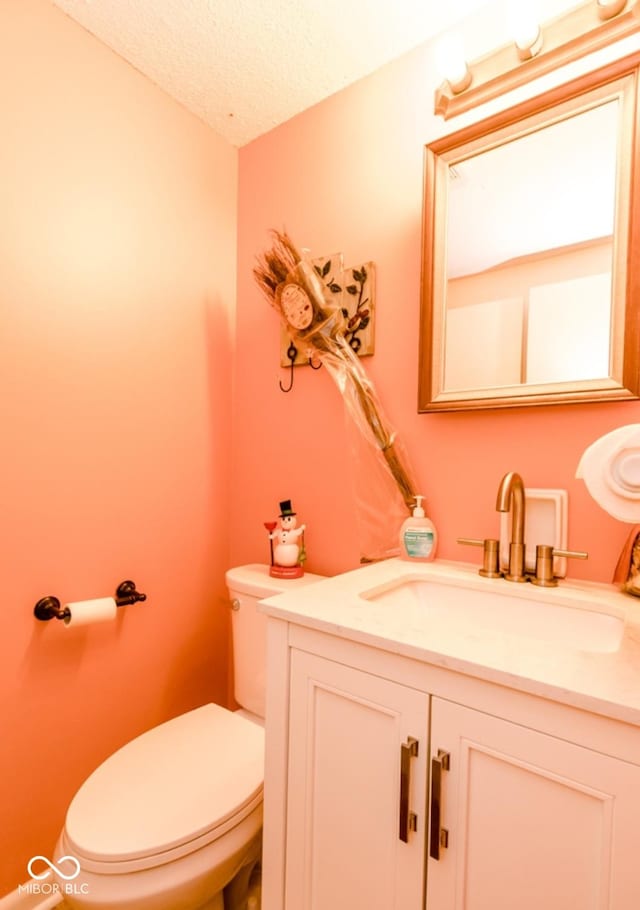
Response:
[507,0,542,59]
[597,0,626,20]
[435,32,471,94]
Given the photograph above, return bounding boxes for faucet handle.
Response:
[457,538,503,579]
[531,544,588,587]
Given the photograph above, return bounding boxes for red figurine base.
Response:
[269,565,304,579]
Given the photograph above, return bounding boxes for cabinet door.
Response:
[427,697,640,910]
[285,649,429,910]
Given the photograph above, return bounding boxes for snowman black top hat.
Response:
[279,499,296,517]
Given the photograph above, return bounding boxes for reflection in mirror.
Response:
[419,53,640,412]
[445,100,616,391]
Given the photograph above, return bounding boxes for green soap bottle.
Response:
[400,495,437,562]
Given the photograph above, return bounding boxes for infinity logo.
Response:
[27,855,81,881]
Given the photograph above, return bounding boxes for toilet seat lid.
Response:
[65,704,264,863]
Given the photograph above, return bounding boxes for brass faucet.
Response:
[496,471,527,582]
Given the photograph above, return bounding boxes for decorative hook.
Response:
[279,342,297,393]
[279,343,323,391]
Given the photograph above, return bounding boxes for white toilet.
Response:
[54,564,323,910]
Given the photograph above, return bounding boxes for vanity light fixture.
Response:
[434,0,640,119]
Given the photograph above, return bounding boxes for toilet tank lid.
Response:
[65,704,264,864]
[226,563,325,598]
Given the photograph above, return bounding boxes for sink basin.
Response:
[361,576,625,653]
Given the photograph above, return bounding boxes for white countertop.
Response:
[260,558,640,727]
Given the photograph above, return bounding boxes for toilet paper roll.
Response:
[63,597,117,627]
[576,424,640,521]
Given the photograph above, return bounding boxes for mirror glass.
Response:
[419,55,640,411]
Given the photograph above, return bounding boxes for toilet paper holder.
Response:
[34,580,147,622]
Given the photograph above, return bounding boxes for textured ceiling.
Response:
[49,0,495,146]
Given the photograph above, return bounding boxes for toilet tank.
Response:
[225,564,325,719]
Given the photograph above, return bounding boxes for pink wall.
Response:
[0,0,237,893]
[233,28,639,581]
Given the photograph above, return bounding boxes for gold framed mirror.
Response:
[419,51,640,412]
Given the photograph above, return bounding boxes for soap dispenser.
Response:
[400,495,437,562]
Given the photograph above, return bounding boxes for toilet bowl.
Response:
[54,565,323,910]
[55,704,263,910]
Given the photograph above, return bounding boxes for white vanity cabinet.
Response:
[261,619,640,910]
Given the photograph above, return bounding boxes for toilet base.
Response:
[198,897,223,910]
[55,807,262,910]
[223,849,261,910]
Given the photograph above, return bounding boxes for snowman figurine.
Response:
[269,500,306,578]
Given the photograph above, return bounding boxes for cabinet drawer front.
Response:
[286,650,429,910]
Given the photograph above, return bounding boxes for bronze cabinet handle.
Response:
[429,749,450,860]
[399,737,419,842]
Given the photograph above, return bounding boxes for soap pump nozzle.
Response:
[413,495,425,518]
